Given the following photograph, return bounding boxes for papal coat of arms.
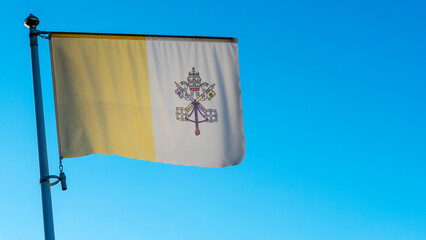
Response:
[175,67,218,136]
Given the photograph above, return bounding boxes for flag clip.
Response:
[39,172,67,191]
[39,33,50,40]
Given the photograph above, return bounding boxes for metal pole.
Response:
[25,14,56,240]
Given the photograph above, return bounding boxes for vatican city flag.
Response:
[49,33,244,167]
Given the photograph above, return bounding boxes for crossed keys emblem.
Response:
[175,67,218,136]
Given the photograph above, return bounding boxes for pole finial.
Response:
[24,14,40,28]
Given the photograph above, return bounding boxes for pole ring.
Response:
[39,175,60,184]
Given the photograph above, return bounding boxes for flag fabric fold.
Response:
[50,33,244,167]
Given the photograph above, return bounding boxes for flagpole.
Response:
[25,14,56,240]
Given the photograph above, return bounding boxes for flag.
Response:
[49,33,245,167]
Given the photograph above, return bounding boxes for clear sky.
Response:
[1,0,426,239]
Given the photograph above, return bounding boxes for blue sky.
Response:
[1,0,426,239]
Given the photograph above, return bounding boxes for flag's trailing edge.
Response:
[49,32,245,168]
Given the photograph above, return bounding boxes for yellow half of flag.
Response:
[51,33,155,161]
